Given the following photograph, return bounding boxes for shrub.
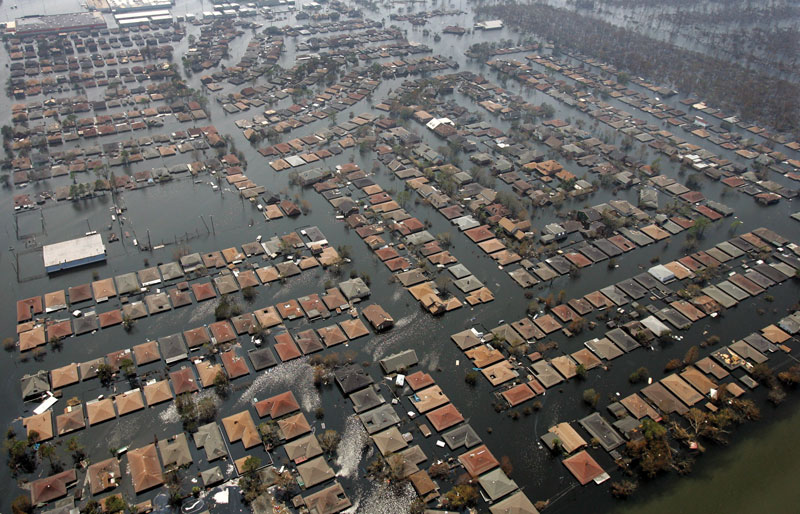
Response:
[629,367,649,384]
[610,480,638,499]
[583,388,599,408]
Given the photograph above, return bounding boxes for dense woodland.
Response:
[479,2,800,134]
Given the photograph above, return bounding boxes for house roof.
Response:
[169,367,199,395]
[302,482,351,514]
[248,347,277,370]
[478,468,518,501]
[278,412,312,440]
[24,411,54,442]
[405,371,435,391]
[362,304,394,330]
[87,458,121,495]
[50,363,79,389]
[371,426,407,456]
[194,422,228,462]
[30,469,76,505]
[284,433,323,463]
[195,360,224,389]
[158,433,192,469]
[143,380,173,406]
[443,424,482,450]
[489,491,540,514]
[128,444,164,493]
[426,403,464,432]
[87,398,116,426]
[254,391,300,419]
[221,349,250,378]
[562,450,605,485]
[459,444,499,477]
[201,466,224,487]
[297,456,335,489]
[411,385,449,414]
[132,341,161,365]
[114,389,145,416]
[349,387,384,414]
[334,364,373,394]
[222,411,260,449]
[56,405,85,436]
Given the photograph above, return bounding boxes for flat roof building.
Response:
[43,234,106,273]
[9,12,106,36]
[107,0,174,13]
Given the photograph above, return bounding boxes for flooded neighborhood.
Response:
[1,0,799,513]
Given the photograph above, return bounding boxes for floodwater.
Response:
[1,0,799,512]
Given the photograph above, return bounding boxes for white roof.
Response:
[647,264,675,283]
[43,234,105,269]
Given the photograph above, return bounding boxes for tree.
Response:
[258,421,280,449]
[96,364,114,387]
[68,437,86,465]
[82,500,102,514]
[197,397,217,422]
[103,495,127,513]
[626,419,673,478]
[629,367,649,384]
[464,371,479,386]
[38,443,60,472]
[444,484,479,509]
[5,437,36,474]
[429,462,449,479]
[242,286,257,303]
[610,480,638,499]
[213,371,229,397]
[435,275,452,297]
[683,346,700,364]
[215,294,232,320]
[690,216,711,238]
[239,456,266,503]
[319,429,340,455]
[273,470,298,500]
[175,393,198,431]
[582,388,599,408]
[11,496,32,514]
[777,365,800,387]
[119,358,135,378]
[122,315,135,332]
